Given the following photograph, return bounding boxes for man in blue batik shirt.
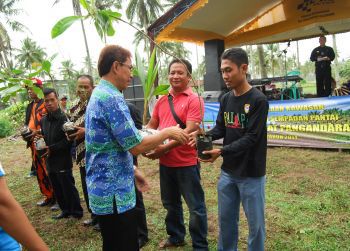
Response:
[85,45,189,251]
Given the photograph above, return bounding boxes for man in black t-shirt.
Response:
[194,48,268,251]
[310,35,335,97]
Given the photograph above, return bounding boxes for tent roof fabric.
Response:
[148,0,350,47]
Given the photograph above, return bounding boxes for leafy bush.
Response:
[339,59,350,82]
[0,101,28,137]
[0,115,13,138]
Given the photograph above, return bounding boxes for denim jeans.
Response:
[218,170,266,251]
[160,164,208,251]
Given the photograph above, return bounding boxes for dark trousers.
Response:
[99,207,139,251]
[160,164,208,250]
[316,66,332,97]
[48,169,83,216]
[79,165,97,222]
[135,184,148,242]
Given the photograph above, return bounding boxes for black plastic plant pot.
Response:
[21,131,32,141]
[66,128,78,140]
[196,134,213,160]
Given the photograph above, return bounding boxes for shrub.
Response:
[0,115,13,138]
[0,101,28,137]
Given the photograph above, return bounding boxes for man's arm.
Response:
[328,47,335,61]
[145,120,199,159]
[310,47,318,62]
[129,126,189,156]
[0,177,49,251]
[127,103,143,130]
[48,117,71,152]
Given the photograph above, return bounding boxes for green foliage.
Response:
[51,16,83,39]
[0,101,27,137]
[51,1,122,42]
[339,59,350,82]
[134,48,169,123]
[0,58,55,103]
[0,115,12,137]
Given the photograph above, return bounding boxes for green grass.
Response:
[1,139,349,250]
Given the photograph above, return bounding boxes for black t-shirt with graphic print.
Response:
[208,87,269,177]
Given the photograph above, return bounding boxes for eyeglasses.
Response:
[115,61,133,71]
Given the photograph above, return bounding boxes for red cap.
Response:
[31,78,43,87]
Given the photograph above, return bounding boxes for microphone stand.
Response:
[278,40,291,99]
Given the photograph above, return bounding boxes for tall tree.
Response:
[59,59,78,80]
[257,45,267,78]
[71,0,93,76]
[0,0,26,69]
[126,0,163,29]
[15,37,47,69]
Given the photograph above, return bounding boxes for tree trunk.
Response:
[143,99,149,125]
[257,45,267,78]
[332,34,339,84]
[296,41,301,70]
[270,48,275,77]
[72,0,93,76]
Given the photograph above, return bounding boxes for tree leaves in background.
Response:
[51,16,83,39]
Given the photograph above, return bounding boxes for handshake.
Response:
[140,124,215,162]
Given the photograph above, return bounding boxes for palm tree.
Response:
[126,0,163,29]
[0,0,26,69]
[60,59,78,80]
[266,44,280,77]
[15,37,47,69]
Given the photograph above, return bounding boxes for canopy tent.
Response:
[148,0,350,47]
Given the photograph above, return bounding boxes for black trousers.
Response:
[135,185,148,242]
[99,207,139,251]
[316,66,332,97]
[79,165,97,222]
[48,170,83,216]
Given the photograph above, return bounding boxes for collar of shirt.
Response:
[100,79,123,95]
[169,87,193,97]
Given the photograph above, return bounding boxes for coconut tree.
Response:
[15,38,47,69]
[60,59,78,80]
[0,0,26,69]
[126,0,163,29]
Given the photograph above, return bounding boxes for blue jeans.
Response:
[218,170,266,251]
[160,164,208,251]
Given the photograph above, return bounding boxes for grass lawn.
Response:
[0,138,349,251]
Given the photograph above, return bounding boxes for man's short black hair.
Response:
[168,58,192,75]
[77,74,94,87]
[221,48,249,67]
[43,88,58,98]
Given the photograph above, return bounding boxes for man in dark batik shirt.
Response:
[68,75,96,227]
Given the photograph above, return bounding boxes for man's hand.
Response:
[30,129,41,141]
[144,144,168,160]
[41,146,50,158]
[134,168,150,193]
[69,126,85,141]
[163,125,189,145]
[199,148,221,163]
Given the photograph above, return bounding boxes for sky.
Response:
[8,0,350,77]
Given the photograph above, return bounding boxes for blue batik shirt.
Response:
[85,79,143,215]
[0,162,21,251]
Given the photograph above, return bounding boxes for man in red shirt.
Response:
[146,59,208,250]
